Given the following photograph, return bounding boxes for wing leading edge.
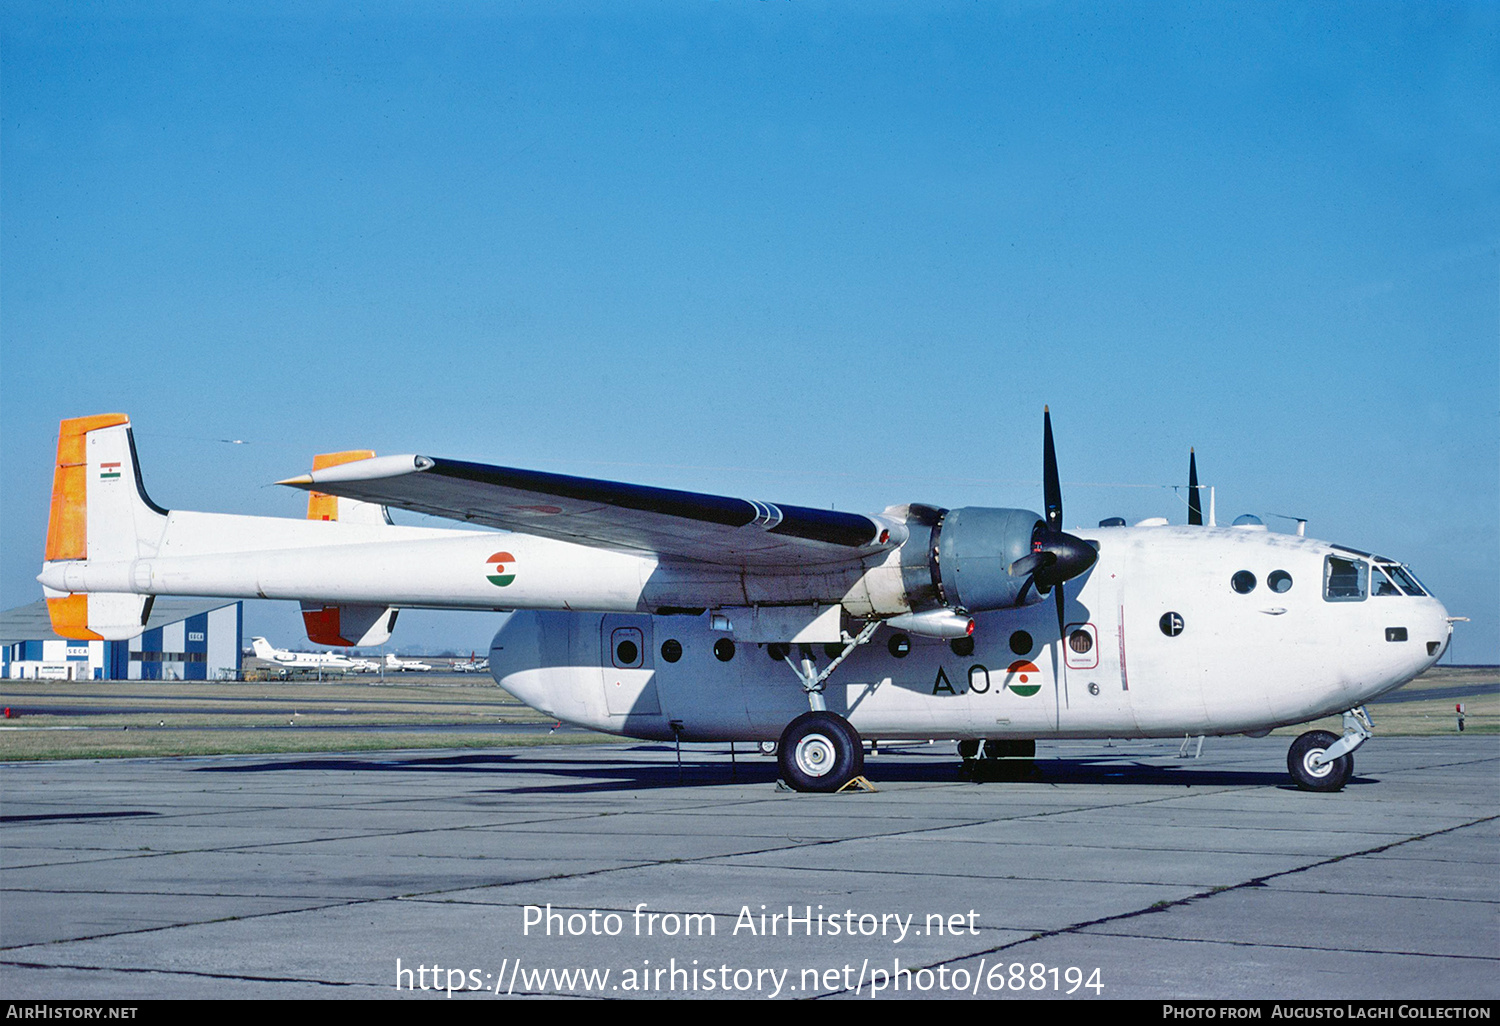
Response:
[280,455,901,568]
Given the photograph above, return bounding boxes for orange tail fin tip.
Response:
[45,414,130,562]
[306,450,376,521]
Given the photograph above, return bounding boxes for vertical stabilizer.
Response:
[300,449,399,646]
[43,414,168,640]
[305,451,390,525]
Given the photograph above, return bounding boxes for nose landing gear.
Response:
[1287,708,1372,792]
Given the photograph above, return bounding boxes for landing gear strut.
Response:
[771,620,880,792]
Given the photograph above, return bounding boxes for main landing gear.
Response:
[959,739,1036,780]
[1286,707,1373,792]
[772,621,881,792]
[778,711,864,792]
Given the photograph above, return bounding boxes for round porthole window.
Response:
[1232,571,1257,594]
[767,643,790,662]
[615,639,639,665]
[1160,612,1184,637]
[888,633,911,658]
[660,639,682,663]
[713,638,736,662]
[1269,570,1293,593]
[1068,629,1094,654]
[1009,630,1033,656]
[950,636,975,657]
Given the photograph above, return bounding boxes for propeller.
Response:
[1188,448,1203,526]
[1008,408,1098,639]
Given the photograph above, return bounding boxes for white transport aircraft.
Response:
[38,412,1453,792]
[383,652,434,672]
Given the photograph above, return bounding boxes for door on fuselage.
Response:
[1053,587,1135,734]
[600,614,660,716]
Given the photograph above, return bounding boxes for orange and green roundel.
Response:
[1005,659,1042,697]
[486,552,516,587]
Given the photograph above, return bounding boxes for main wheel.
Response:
[983,739,1035,760]
[778,711,863,792]
[1287,730,1353,792]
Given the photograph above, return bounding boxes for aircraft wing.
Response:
[279,455,900,568]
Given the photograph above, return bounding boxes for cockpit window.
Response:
[1374,562,1426,597]
[1371,565,1402,597]
[1324,556,1367,601]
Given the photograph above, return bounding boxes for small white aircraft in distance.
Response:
[452,652,490,673]
[383,652,434,672]
[39,411,1454,792]
[249,636,375,673]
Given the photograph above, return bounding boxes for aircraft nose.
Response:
[1423,596,1454,662]
[487,612,540,690]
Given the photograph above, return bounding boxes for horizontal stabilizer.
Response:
[301,602,398,647]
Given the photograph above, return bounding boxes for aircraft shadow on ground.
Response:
[187,748,1334,793]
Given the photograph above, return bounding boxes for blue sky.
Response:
[3,2,1497,661]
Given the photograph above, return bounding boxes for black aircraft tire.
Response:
[983,739,1036,760]
[778,712,864,793]
[1287,730,1353,792]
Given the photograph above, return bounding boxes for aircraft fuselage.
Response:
[488,526,1450,743]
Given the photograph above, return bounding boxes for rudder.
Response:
[43,414,167,640]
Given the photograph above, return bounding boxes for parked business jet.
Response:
[249,636,374,672]
[383,652,433,672]
[38,412,1452,792]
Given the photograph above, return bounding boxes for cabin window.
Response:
[1268,570,1293,593]
[1385,627,1408,642]
[610,628,644,669]
[1009,630,1033,655]
[888,634,911,658]
[767,643,790,662]
[950,636,975,657]
[660,639,682,663]
[1323,556,1367,602]
[713,638,736,662]
[1231,571,1257,594]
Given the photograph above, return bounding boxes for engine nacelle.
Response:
[929,506,1045,613]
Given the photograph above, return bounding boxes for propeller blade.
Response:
[1043,406,1062,533]
[1009,550,1053,578]
[1055,579,1068,643]
[1024,408,1098,596]
[1188,448,1203,526]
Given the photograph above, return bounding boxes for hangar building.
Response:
[0,599,243,681]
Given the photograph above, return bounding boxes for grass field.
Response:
[0,666,1492,761]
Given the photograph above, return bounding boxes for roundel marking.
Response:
[486,551,517,587]
[1005,659,1042,697]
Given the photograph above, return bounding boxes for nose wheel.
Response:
[1287,729,1354,792]
[778,711,863,792]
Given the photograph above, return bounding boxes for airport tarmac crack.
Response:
[806,811,1499,999]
